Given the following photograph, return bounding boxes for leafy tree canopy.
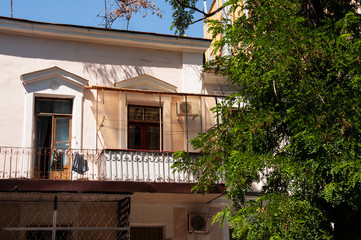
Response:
[171,0,361,239]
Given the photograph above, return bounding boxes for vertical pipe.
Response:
[185,95,189,152]
[215,97,219,126]
[159,94,162,151]
[125,93,128,150]
[159,94,164,181]
[200,96,203,133]
[96,89,99,152]
[10,0,13,18]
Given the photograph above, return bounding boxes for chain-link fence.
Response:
[0,192,130,240]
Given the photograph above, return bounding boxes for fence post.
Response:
[52,195,57,240]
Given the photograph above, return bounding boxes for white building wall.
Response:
[131,202,226,240]
[0,20,230,240]
[182,52,203,94]
[0,32,191,149]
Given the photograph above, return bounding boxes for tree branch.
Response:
[173,0,225,19]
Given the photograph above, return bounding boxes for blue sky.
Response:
[0,0,210,38]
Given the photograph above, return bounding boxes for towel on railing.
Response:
[72,152,88,174]
[51,150,64,171]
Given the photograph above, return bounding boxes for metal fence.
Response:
[0,147,197,183]
[0,192,130,240]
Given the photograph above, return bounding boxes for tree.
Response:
[105,0,162,29]
[172,0,361,239]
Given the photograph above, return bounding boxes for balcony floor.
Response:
[0,179,225,195]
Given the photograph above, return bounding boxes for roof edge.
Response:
[0,16,211,53]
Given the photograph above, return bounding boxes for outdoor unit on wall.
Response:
[176,101,200,116]
[188,213,207,233]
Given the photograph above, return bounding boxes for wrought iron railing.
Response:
[0,147,198,183]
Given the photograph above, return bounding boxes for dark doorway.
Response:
[34,98,72,179]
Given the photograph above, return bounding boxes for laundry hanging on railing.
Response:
[51,150,64,171]
[72,152,88,174]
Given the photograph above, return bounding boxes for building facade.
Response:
[0,17,231,240]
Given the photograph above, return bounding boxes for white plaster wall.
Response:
[131,202,227,240]
[0,54,27,147]
[82,89,98,149]
[0,33,184,86]
[0,32,186,148]
[182,52,203,93]
[131,203,174,240]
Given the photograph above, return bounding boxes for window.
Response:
[128,105,161,150]
[130,227,163,240]
[35,98,72,149]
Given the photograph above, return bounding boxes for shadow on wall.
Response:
[83,82,124,149]
[0,33,183,87]
[82,63,146,87]
[0,33,182,69]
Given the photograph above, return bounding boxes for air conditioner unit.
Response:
[188,213,207,233]
[176,101,199,116]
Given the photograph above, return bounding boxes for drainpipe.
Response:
[159,94,162,151]
[96,89,98,152]
[185,95,189,152]
[215,97,219,126]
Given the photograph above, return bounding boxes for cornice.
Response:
[0,17,211,53]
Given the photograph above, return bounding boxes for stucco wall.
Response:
[0,31,206,149]
[131,202,226,240]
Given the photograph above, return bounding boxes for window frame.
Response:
[35,97,73,150]
[127,105,162,151]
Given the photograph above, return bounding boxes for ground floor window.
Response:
[130,227,163,240]
[128,105,162,150]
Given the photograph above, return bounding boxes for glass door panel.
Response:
[51,116,71,180]
[54,117,70,149]
[147,126,160,150]
[128,125,142,149]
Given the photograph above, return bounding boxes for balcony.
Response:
[0,147,198,183]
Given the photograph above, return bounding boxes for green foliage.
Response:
[218,194,331,240]
[165,0,197,35]
[171,0,361,239]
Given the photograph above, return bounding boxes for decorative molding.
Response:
[21,66,89,89]
[115,74,177,92]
